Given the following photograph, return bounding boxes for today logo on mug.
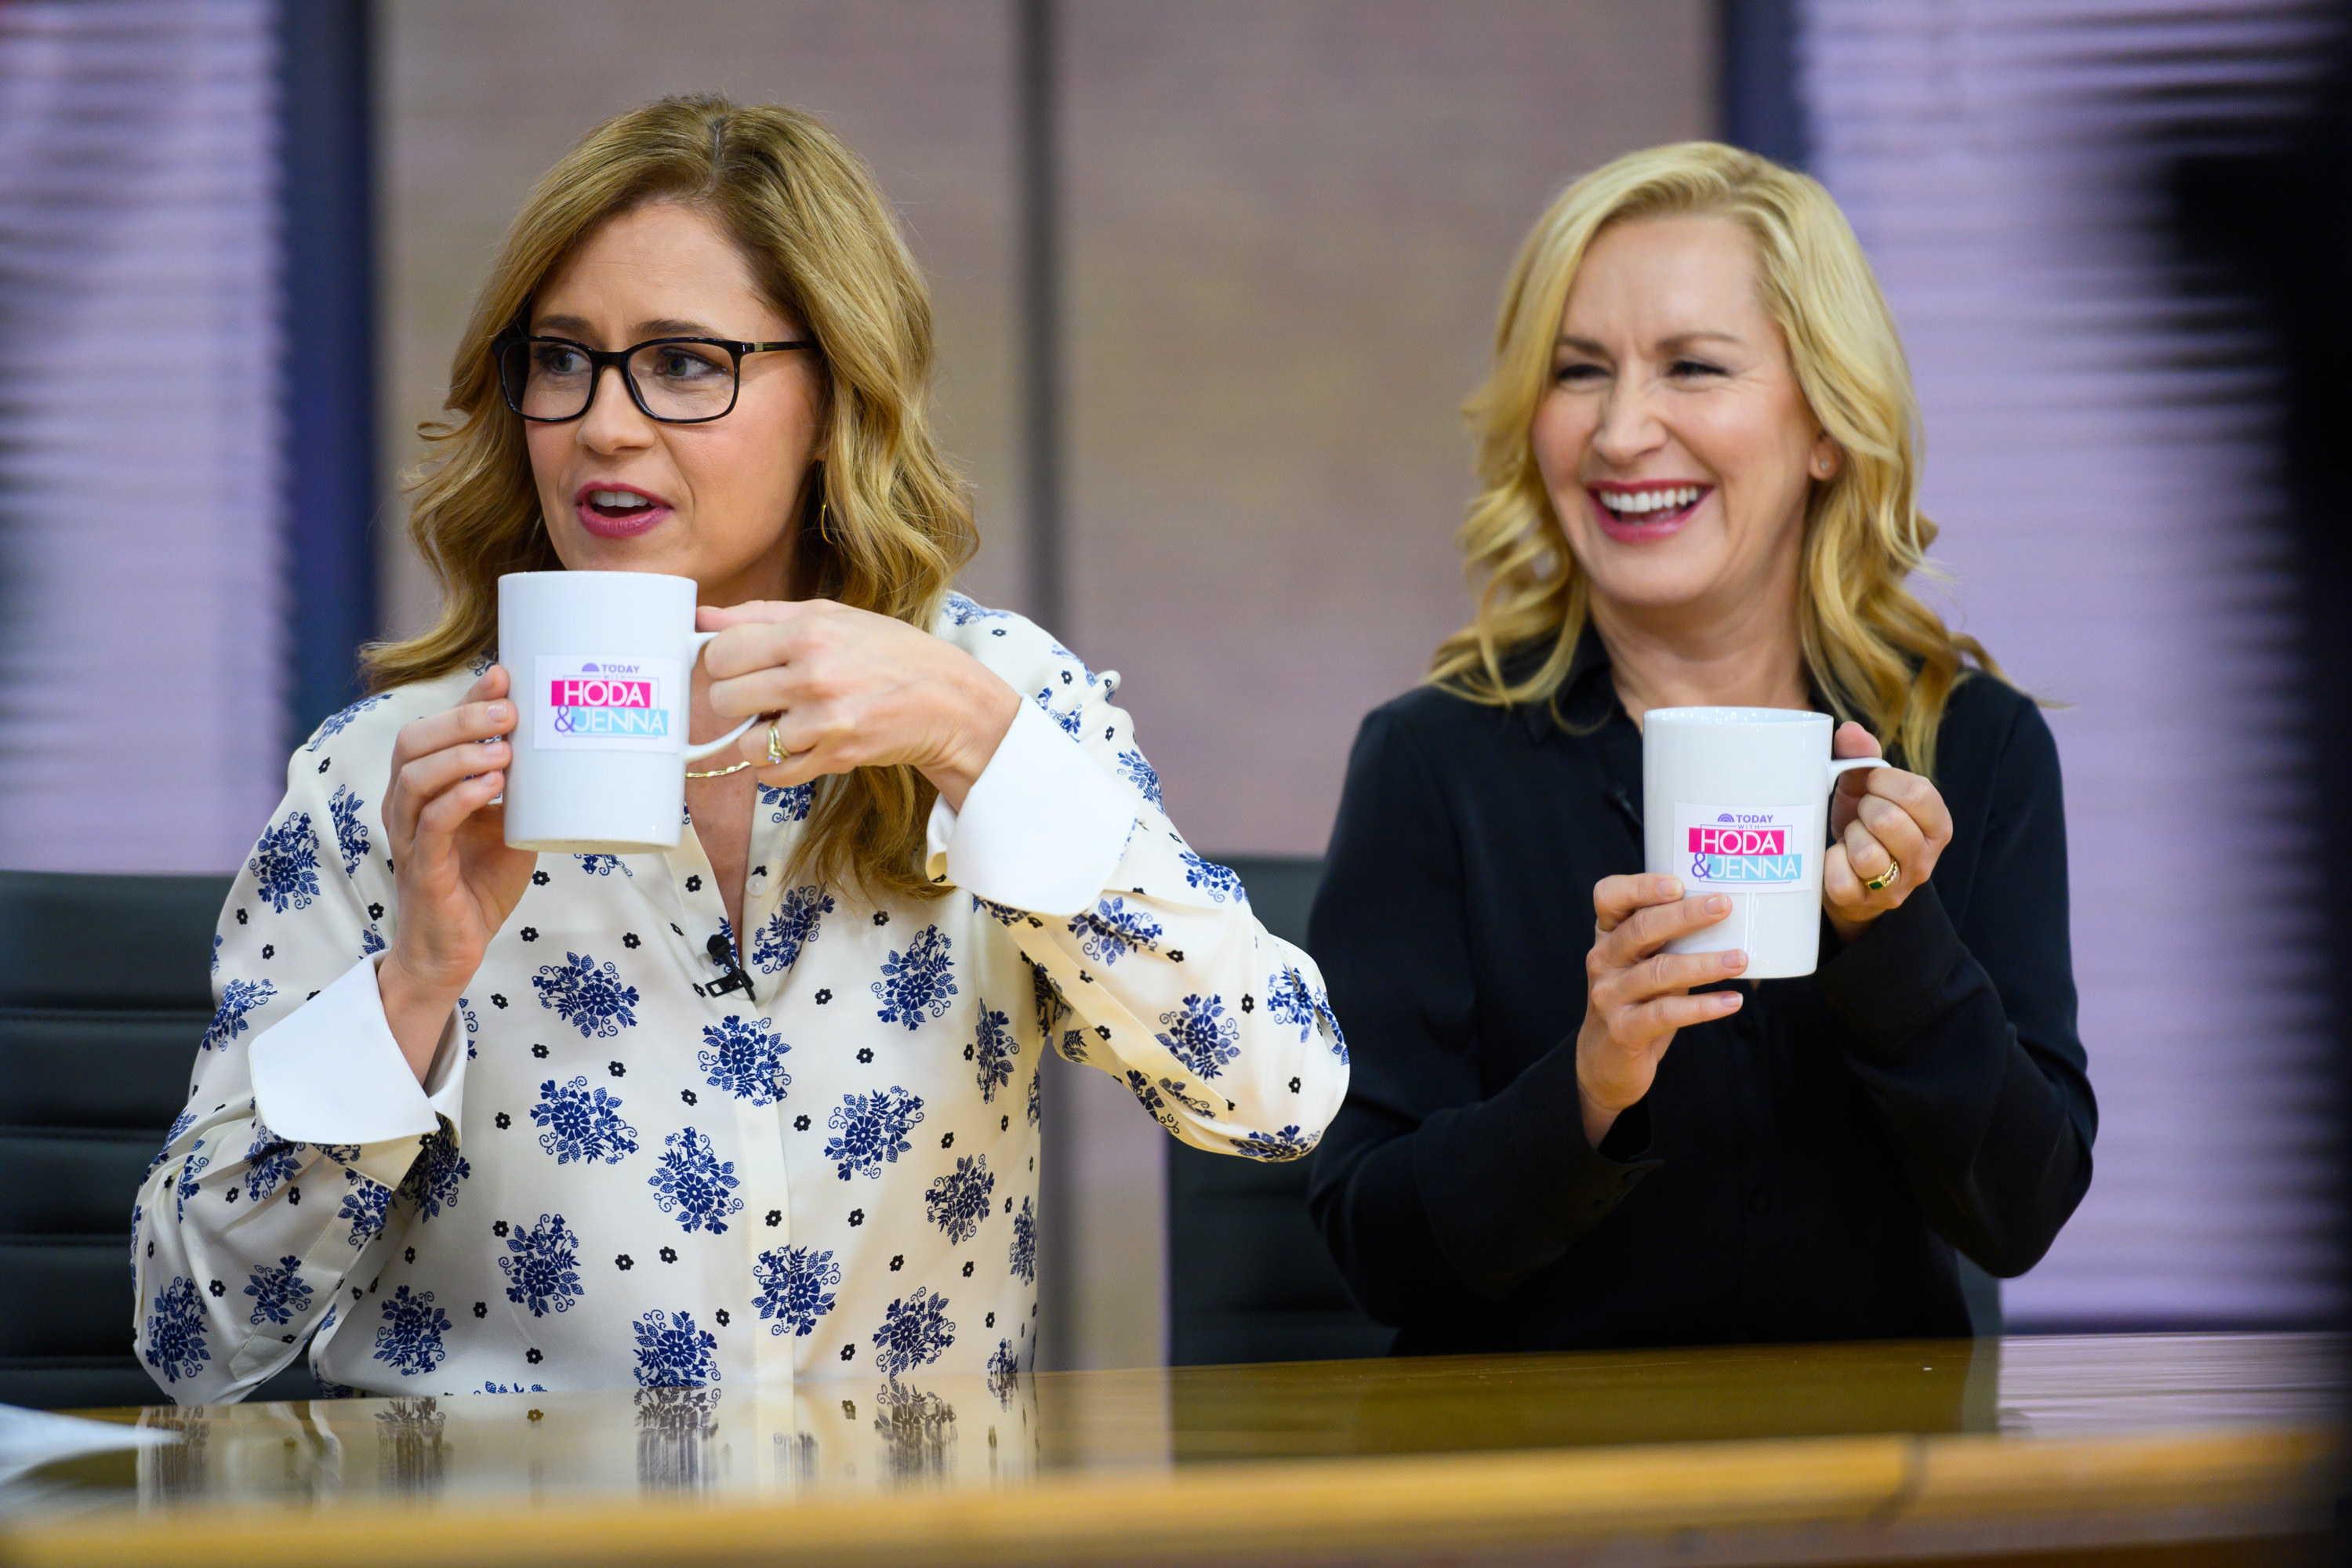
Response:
[1641,707,1889,979]
[499,572,756,855]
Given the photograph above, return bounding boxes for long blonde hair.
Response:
[368,94,976,902]
[1431,141,2003,769]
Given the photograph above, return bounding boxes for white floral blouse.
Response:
[130,595,1348,1402]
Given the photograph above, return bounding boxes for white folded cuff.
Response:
[250,954,467,1145]
[925,698,1136,918]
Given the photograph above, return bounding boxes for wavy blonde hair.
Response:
[1431,141,2003,770]
[367,94,976,902]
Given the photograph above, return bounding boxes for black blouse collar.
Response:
[1504,628,1618,742]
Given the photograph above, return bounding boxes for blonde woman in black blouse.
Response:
[1308,143,2093,1352]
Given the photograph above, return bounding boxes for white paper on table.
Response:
[0,1403,178,1486]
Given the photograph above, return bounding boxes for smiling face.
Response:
[523,199,826,604]
[1531,212,1835,629]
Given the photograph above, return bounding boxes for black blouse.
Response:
[1305,637,2096,1352]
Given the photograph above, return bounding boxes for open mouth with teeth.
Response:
[575,483,670,539]
[1588,482,1709,539]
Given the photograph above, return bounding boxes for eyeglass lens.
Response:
[500,339,738,422]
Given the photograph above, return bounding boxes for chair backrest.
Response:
[1163,855,1392,1366]
[0,869,311,1407]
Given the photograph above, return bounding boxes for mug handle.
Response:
[680,630,761,761]
[1827,755,1891,788]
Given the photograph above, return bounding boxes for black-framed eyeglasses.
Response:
[492,332,813,425]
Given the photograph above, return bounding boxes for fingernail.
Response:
[1722,949,1747,970]
[1657,877,1681,900]
[1718,991,1743,1009]
[488,701,510,721]
[1708,895,1731,913]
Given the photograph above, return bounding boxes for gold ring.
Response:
[765,719,787,766]
[1864,855,1900,894]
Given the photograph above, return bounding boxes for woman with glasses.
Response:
[1307,144,2093,1354]
[132,96,1346,1402]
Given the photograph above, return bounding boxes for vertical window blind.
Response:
[0,0,285,873]
[1802,0,2342,1326]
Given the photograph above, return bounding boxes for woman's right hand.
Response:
[378,666,537,1081]
[1576,874,1747,1148]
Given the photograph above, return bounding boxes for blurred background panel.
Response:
[1048,0,1714,1367]
[1802,0,2343,1330]
[0,0,286,873]
[377,0,1027,641]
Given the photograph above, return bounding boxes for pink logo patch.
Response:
[1688,826,1786,857]
[549,677,654,710]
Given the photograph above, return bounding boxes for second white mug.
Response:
[498,571,757,855]
[1641,706,1890,979]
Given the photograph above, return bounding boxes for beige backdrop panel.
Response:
[378,0,1025,641]
[1046,1,1711,1368]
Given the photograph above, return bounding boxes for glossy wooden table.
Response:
[1,1334,2338,1567]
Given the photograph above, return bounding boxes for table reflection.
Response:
[14,1333,2317,1513]
[126,1368,1039,1504]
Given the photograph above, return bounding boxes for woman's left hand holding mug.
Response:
[696,601,1023,811]
[1823,720,1954,942]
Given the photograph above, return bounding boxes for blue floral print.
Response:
[328,785,370,876]
[202,978,277,1051]
[337,1173,391,1247]
[574,853,631,877]
[826,1088,925,1180]
[147,1112,197,1178]
[758,782,813,823]
[244,1123,301,1202]
[1268,966,1348,1062]
[1033,688,1084,739]
[941,591,1007,626]
[988,1338,1019,1392]
[1069,896,1160,965]
[499,1213,586,1316]
[872,1287,954,1376]
[753,1245,840,1338]
[872,925,956,1029]
[1009,1196,1036,1284]
[248,813,322,913]
[752,886,833,974]
[648,1127,744,1235]
[1125,1070,1176,1131]
[971,1001,1014,1102]
[143,1277,209,1383]
[698,1014,791,1105]
[397,1125,470,1221]
[174,1150,209,1219]
[924,1156,994,1245]
[1230,1124,1316,1162]
[1156,993,1242,1080]
[373,1284,451,1376]
[532,950,641,1038]
[306,692,390,751]
[243,1255,313,1327]
[1027,1062,1043,1128]
[532,1076,640,1166]
[633,1308,719,1388]
[1178,849,1247,904]
[1116,750,1163,809]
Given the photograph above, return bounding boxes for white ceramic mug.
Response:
[1641,707,1891,979]
[498,571,757,854]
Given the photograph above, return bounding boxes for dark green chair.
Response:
[0,869,314,1408]
[1164,856,1393,1365]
